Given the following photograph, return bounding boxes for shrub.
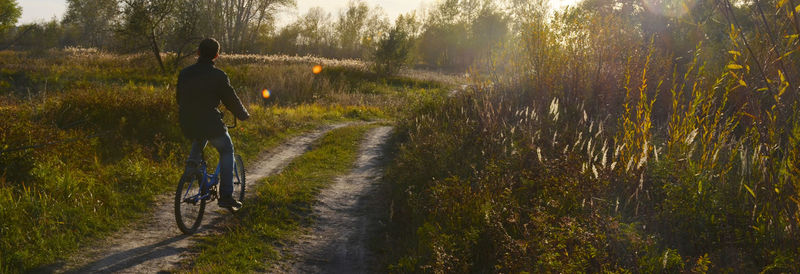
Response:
[372,25,411,77]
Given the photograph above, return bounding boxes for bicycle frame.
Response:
[182,159,240,203]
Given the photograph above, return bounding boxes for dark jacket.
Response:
[177,57,249,140]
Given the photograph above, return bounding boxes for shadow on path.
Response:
[66,235,189,274]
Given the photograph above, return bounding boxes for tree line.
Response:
[0,0,512,75]
[2,0,792,81]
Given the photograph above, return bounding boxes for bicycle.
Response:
[174,118,245,235]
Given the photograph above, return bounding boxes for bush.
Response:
[372,26,411,77]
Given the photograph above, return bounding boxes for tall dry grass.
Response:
[383,1,800,272]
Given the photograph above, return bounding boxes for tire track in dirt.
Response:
[45,123,350,273]
[273,126,392,274]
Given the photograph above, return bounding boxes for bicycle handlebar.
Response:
[226,117,237,129]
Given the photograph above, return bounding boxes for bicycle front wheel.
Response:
[175,173,206,234]
[233,154,246,204]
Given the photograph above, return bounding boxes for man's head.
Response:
[198,38,220,59]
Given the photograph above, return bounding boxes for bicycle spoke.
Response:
[175,174,206,234]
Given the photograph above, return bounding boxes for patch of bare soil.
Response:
[44,124,349,273]
[272,126,393,274]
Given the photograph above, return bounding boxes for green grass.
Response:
[0,49,399,273]
[0,103,380,273]
[184,124,374,273]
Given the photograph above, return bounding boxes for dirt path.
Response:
[273,126,392,274]
[46,124,349,273]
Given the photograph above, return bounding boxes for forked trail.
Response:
[273,126,393,273]
[47,123,349,273]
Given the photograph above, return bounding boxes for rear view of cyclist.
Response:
[177,38,250,209]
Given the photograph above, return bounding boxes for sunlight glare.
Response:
[643,0,695,18]
[312,65,323,74]
[551,0,582,9]
[262,89,271,99]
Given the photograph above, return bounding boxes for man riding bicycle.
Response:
[177,38,250,209]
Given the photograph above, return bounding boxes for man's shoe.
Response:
[218,196,242,209]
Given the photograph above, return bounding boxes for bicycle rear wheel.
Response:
[233,154,246,204]
[175,173,206,234]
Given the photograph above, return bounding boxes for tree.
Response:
[295,7,335,55]
[270,23,302,54]
[394,12,421,64]
[63,0,119,48]
[196,0,294,52]
[358,6,389,58]
[470,6,508,59]
[117,0,174,73]
[373,24,411,76]
[419,20,468,68]
[14,20,64,53]
[417,0,474,68]
[335,0,370,58]
[395,12,421,38]
[0,0,22,49]
[163,0,203,69]
[0,0,21,34]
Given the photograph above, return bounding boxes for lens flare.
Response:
[312,65,322,74]
[261,89,270,99]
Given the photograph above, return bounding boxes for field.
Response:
[0,49,445,272]
[4,0,800,271]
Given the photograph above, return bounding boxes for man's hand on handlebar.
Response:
[226,110,249,129]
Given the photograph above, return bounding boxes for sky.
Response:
[281,0,431,26]
[18,0,67,24]
[17,0,581,25]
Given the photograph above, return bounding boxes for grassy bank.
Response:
[378,0,800,271]
[184,124,374,272]
[382,54,800,273]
